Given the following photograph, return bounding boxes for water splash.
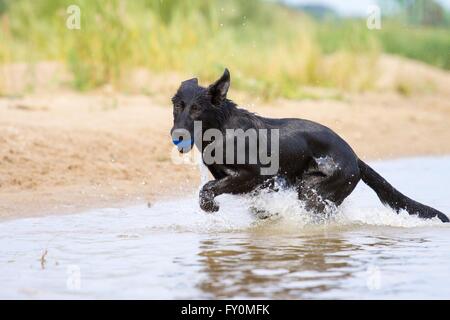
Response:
[197,150,210,188]
[176,156,449,232]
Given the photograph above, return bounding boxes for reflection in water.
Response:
[194,231,434,299]
[196,233,357,299]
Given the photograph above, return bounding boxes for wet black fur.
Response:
[170,69,449,222]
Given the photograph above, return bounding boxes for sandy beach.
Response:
[1,55,450,220]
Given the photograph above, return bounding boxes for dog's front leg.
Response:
[199,180,220,212]
[199,173,259,212]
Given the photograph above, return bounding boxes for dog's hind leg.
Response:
[297,156,360,213]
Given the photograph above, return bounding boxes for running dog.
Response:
[170,69,449,222]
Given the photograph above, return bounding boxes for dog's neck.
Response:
[212,99,237,128]
[195,99,236,153]
[195,99,265,153]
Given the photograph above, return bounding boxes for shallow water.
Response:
[1,157,449,299]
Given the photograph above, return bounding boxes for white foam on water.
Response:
[133,156,443,234]
[33,177,440,237]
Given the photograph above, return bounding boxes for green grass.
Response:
[316,18,450,70]
[378,22,450,70]
[0,0,448,98]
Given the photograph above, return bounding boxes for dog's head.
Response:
[170,68,230,153]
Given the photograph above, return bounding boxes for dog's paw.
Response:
[201,180,216,193]
[200,197,220,213]
[199,185,219,213]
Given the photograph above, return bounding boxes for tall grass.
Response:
[316,18,450,71]
[1,0,380,97]
[378,22,450,70]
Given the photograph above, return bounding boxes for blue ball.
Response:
[173,139,192,149]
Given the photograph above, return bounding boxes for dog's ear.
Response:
[181,78,198,88]
[207,68,230,105]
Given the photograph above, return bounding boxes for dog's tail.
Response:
[358,159,449,222]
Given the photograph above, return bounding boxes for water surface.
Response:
[0,157,449,299]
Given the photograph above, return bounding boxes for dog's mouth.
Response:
[172,137,193,153]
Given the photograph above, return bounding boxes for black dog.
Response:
[170,69,449,223]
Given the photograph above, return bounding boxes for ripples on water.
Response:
[0,157,449,299]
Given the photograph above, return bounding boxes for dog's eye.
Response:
[191,104,200,112]
[175,101,185,110]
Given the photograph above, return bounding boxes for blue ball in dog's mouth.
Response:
[172,139,193,149]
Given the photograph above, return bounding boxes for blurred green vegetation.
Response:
[316,20,450,70]
[0,0,448,98]
[386,0,450,27]
[377,23,450,70]
[375,0,450,70]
